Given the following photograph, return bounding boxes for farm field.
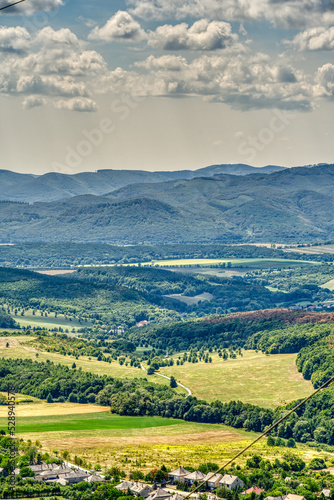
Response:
[159,350,313,408]
[0,336,186,393]
[80,258,317,270]
[284,244,334,255]
[8,410,333,475]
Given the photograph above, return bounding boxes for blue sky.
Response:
[0,0,334,174]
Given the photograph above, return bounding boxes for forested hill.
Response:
[0,164,284,203]
[0,267,180,327]
[127,309,334,352]
[0,164,333,244]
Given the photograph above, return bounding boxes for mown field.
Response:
[159,350,313,408]
[285,244,334,255]
[2,402,332,475]
[106,258,317,269]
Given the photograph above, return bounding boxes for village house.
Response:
[241,486,265,495]
[57,469,90,485]
[284,494,306,500]
[219,474,244,490]
[168,467,191,483]
[132,482,154,498]
[147,487,172,500]
[184,470,206,485]
[203,473,223,490]
[321,489,331,498]
[116,481,134,492]
[116,481,153,498]
[264,496,285,500]
[29,462,59,475]
[85,472,105,484]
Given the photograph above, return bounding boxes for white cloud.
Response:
[99,52,313,111]
[16,74,88,97]
[33,27,82,48]
[289,26,334,51]
[54,97,98,112]
[128,0,334,28]
[3,0,63,15]
[88,11,146,42]
[315,63,334,97]
[0,26,30,52]
[22,95,47,109]
[0,27,108,111]
[148,19,239,51]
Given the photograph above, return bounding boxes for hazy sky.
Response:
[0,0,334,174]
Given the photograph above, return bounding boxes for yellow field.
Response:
[0,400,110,418]
[159,350,313,408]
[21,419,333,475]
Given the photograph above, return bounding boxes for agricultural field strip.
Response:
[77,258,320,269]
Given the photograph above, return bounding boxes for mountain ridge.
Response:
[0,163,286,203]
[0,164,332,244]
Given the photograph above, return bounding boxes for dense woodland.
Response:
[127,310,334,352]
[0,267,180,329]
[0,242,333,269]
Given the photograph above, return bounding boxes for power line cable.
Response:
[0,0,26,11]
[184,374,334,499]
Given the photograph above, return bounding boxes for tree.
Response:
[46,393,53,404]
[287,438,296,448]
[72,362,76,369]
[170,376,177,388]
[267,436,275,447]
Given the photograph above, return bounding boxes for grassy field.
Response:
[10,308,93,332]
[0,336,186,394]
[322,278,334,290]
[6,408,333,475]
[159,350,313,408]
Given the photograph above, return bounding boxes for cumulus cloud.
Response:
[315,63,334,97]
[0,26,30,52]
[127,0,334,28]
[2,0,63,15]
[99,52,314,111]
[0,27,108,111]
[289,26,334,51]
[148,19,239,50]
[54,97,98,112]
[22,95,47,109]
[88,11,146,42]
[33,27,82,48]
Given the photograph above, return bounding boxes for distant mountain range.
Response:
[0,164,284,203]
[0,163,333,244]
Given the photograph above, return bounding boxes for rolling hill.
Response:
[0,164,332,244]
[0,164,284,203]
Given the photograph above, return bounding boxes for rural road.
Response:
[140,363,192,396]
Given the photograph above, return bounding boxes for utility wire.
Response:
[184,374,334,499]
[0,0,26,11]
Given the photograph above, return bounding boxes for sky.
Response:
[0,0,334,175]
